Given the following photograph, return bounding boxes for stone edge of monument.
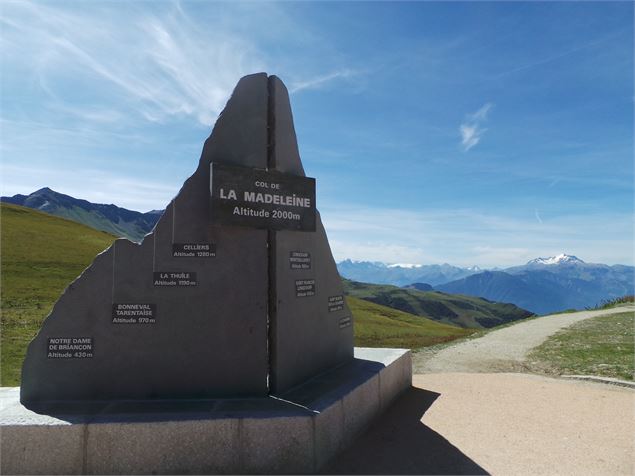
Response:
[20,72,353,405]
[0,348,412,475]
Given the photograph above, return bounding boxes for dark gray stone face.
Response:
[20,73,353,407]
[267,77,353,394]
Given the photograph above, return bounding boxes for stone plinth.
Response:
[1,348,411,475]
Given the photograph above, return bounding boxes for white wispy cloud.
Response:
[460,102,493,151]
[1,1,265,126]
[469,103,493,121]
[289,69,360,93]
[1,2,368,127]
[489,28,629,80]
[320,203,634,267]
[460,124,482,151]
[1,1,371,212]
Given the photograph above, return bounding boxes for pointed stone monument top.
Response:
[20,74,353,409]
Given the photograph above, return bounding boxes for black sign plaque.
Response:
[328,295,345,312]
[112,303,156,324]
[47,337,93,358]
[153,272,198,287]
[290,251,311,270]
[210,163,316,231]
[295,279,316,297]
[338,316,352,329]
[172,243,216,258]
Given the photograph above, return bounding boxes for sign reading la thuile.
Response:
[210,163,316,231]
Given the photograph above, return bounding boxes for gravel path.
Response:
[326,306,635,475]
[323,373,635,475]
[414,305,635,373]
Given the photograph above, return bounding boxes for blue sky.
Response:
[1,1,633,267]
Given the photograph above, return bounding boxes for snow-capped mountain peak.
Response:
[387,263,422,269]
[527,253,584,265]
[339,259,387,267]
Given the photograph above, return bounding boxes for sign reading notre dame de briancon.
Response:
[20,73,353,409]
[210,163,316,231]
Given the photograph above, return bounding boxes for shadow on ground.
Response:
[321,387,489,475]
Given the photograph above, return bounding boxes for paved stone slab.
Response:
[313,401,345,470]
[86,419,240,475]
[356,347,413,411]
[1,423,85,475]
[2,348,411,475]
[241,416,314,474]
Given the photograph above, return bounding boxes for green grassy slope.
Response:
[1,204,471,385]
[48,204,149,242]
[348,296,474,348]
[344,278,533,329]
[527,311,634,381]
[1,204,117,385]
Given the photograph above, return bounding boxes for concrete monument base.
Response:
[1,348,411,475]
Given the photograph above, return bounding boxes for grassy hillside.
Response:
[2,187,161,242]
[1,203,117,385]
[527,311,634,381]
[344,278,533,328]
[349,296,474,348]
[42,204,150,242]
[1,203,471,385]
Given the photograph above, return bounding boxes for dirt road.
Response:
[414,306,635,374]
[323,373,635,475]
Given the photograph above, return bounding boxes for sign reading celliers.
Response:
[210,163,316,231]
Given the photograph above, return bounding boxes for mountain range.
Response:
[437,254,633,314]
[1,188,162,242]
[337,259,481,286]
[3,188,631,315]
[2,202,479,385]
[339,254,634,315]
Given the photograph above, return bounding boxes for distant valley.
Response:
[343,279,533,329]
[338,254,634,315]
[3,188,631,316]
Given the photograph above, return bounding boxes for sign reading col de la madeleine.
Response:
[210,163,316,231]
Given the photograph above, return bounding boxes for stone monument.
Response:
[3,73,411,475]
[20,73,354,407]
